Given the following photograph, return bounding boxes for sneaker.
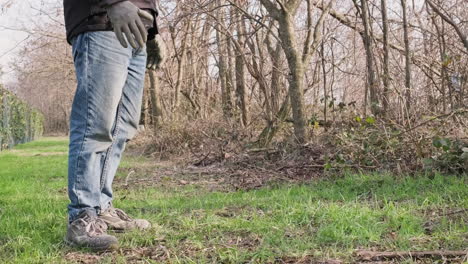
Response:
[99,207,151,232]
[64,210,119,251]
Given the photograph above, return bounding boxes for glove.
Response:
[106,1,154,49]
[146,34,166,70]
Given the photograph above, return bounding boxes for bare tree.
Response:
[381,0,390,114]
[259,0,332,143]
[352,0,380,116]
[401,0,412,113]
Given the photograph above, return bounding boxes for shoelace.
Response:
[83,217,108,237]
[109,208,132,222]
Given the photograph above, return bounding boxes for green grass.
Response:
[0,138,466,263]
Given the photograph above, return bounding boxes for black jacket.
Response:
[63,0,158,44]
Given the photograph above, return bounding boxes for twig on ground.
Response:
[355,250,468,261]
[125,170,135,186]
[440,208,468,217]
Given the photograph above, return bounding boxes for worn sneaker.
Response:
[99,207,151,232]
[64,210,119,251]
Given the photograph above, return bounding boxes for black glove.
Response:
[106,1,154,49]
[146,35,166,70]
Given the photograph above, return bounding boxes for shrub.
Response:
[0,87,44,150]
[424,137,468,174]
[322,114,467,175]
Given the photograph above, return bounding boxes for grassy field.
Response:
[0,137,467,263]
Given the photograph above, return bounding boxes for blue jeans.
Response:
[68,31,147,222]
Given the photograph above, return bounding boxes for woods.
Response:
[1,0,467,168]
[0,0,467,262]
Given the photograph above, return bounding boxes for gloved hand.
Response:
[146,34,166,70]
[106,1,154,49]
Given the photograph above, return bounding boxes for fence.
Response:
[0,87,44,151]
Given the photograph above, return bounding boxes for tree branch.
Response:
[259,0,281,18]
[426,0,468,52]
[302,0,333,64]
[313,2,442,77]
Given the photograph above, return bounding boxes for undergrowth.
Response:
[134,110,467,176]
[0,138,467,263]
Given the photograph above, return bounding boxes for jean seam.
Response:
[72,32,92,213]
[99,95,124,210]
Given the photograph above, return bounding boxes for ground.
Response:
[0,137,466,263]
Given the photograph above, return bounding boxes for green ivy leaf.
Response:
[432,137,442,148]
[440,138,451,152]
[365,116,376,125]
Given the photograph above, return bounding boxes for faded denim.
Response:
[68,31,146,222]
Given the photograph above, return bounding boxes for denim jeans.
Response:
[68,31,147,222]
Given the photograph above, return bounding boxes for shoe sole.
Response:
[64,237,119,252]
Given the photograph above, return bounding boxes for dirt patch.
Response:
[355,249,467,263]
[116,144,327,192]
[64,237,258,264]
[64,252,101,264]
[214,205,265,219]
[274,255,467,264]
[7,150,67,156]
[192,144,327,189]
[421,208,468,235]
[219,230,262,251]
[64,246,171,263]
[271,256,343,264]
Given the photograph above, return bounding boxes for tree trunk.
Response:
[259,0,330,144]
[381,0,390,115]
[141,80,150,128]
[401,0,412,113]
[215,1,233,119]
[321,40,328,130]
[172,20,190,120]
[277,13,307,144]
[256,94,291,147]
[226,31,235,118]
[148,70,163,130]
[358,0,380,116]
[234,7,248,127]
[431,15,448,113]
[268,41,283,115]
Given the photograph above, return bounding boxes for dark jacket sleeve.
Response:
[98,0,127,8]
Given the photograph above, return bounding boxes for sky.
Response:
[0,0,57,83]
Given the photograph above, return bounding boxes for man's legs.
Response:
[68,31,146,222]
[100,47,147,208]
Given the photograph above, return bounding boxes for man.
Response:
[63,0,164,250]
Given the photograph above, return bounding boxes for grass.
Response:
[0,137,467,263]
